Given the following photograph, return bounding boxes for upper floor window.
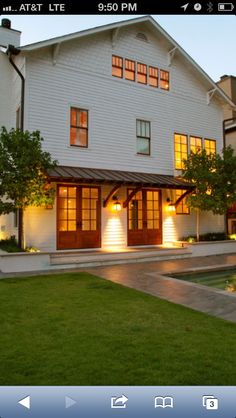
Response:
[136,120,150,155]
[175,190,190,215]
[160,70,169,90]
[205,139,216,155]
[174,134,188,170]
[137,63,147,84]
[125,59,135,81]
[112,55,123,78]
[149,66,158,87]
[190,136,202,153]
[70,108,88,148]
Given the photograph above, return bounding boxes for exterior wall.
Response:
[225,129,236,153]
[0,51,13,130]
[0,212,18,240]
[25,24,224,175]
[24,184,224,252]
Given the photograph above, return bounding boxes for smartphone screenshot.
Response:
[0,1,236,417]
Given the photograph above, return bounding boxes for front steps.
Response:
[50,247,192,269]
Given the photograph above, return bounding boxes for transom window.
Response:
[175,189,190,215]
[137,63,147,84]
[160,70,169,90]
[149,66,158,87]
[190,136,202,154]
[136,120,151,155]
[205,139,216,155]
[125,59,135,81]
[70,107,88,148]
[174,134,188,170]
[112,55,123,78]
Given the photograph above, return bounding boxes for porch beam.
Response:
[103,184,121,207]
[123,186,143,208]
[174,189,194,208]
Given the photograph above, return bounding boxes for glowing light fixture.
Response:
[112,195,122,211]
[166,197,176,213]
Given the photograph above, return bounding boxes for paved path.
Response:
[86,254,236,323]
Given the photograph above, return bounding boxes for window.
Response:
[137,63,147,84]
[190,136,202,153]
[136,120,150,155]
[112,55,123,78]
[205,139,216,155]
[160,70,169,90]
[14,209,19,228]
[16,106,21,129]
[149,66,158,87]
[174,134,188,170]
[175,190,190,215]
[70,108,88,147]
[125,59,135,81]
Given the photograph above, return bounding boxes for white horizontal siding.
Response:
[25,24,223,175]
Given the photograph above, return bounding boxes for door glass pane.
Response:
[147,211,153,220]
[68,187,76,198]
[83,221,90,231]
[91,220,96,231]
[82,210,90,220]
[91,188,98,199]
[147,191,153,200]
[58,198,67,209]
[147,201,153,210]
[68,199,76,209]
[68,210,76,220]
[82,188,90,198]
[68,221,76,231]
[59,221,67,231]
[147,220,154,229]
[153,220,159,229]
[59,209,67,220]
[59,187,67,197]
[82,199,90,209]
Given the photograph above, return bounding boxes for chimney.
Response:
[0,19,21,48]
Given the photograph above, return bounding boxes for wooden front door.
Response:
[128,189,162,246]
[57,185,101,250]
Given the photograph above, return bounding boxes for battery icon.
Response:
[218,2,234,11]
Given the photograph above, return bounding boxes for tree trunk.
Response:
[18,207,24,249]
[196,208,200,242]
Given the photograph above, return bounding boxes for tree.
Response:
[0,127,57,249]
[182,146,236,241]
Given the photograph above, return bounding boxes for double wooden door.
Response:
[57,185,101,250]
[128,189,162,246]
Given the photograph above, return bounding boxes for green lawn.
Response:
[0,272,236,385]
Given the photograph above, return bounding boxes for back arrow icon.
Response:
[181,3,189,11]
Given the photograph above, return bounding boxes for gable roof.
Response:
[20,15,236,110]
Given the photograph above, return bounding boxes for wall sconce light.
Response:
[112,195,122,211]
[166,197,175,213]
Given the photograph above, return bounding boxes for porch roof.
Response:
[48,165,194,190]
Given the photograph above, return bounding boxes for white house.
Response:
[0,16,235,252]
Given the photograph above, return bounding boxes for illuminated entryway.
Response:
[127,189,162,246]
[57,185,101,249]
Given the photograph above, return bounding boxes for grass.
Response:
[0,272,236,385]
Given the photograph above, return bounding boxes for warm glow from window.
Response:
[175,189,190,215]
[137,63,147,84]
[190,136,202,153]
[174,134,188,170]
[160,70,169,90]
[125,59,135,81]
[205,139,216,155]
[112,55,123,78]
[149,66,158,87]
[70,108,88,147]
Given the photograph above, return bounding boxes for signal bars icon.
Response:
[2,5,12,11]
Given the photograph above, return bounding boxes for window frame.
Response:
[149,66,158,88]
[136,119,151,156]
[112,55,123,78]
[175,189,190,215]
[204,138,216,155]
[190,136,202,154]
[137,62,147,84]
[160,69,170,90]
[174,133,188,170]
[70,107,89,148]
[125,59,136,82]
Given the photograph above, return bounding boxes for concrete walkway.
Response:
[86,254,236,323]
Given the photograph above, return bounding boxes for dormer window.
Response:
[160,70,169,90]
[137,63,147,84]
[125,59,135,81]
[112,55,123,78]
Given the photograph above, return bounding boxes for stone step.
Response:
[50,247,192,268]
